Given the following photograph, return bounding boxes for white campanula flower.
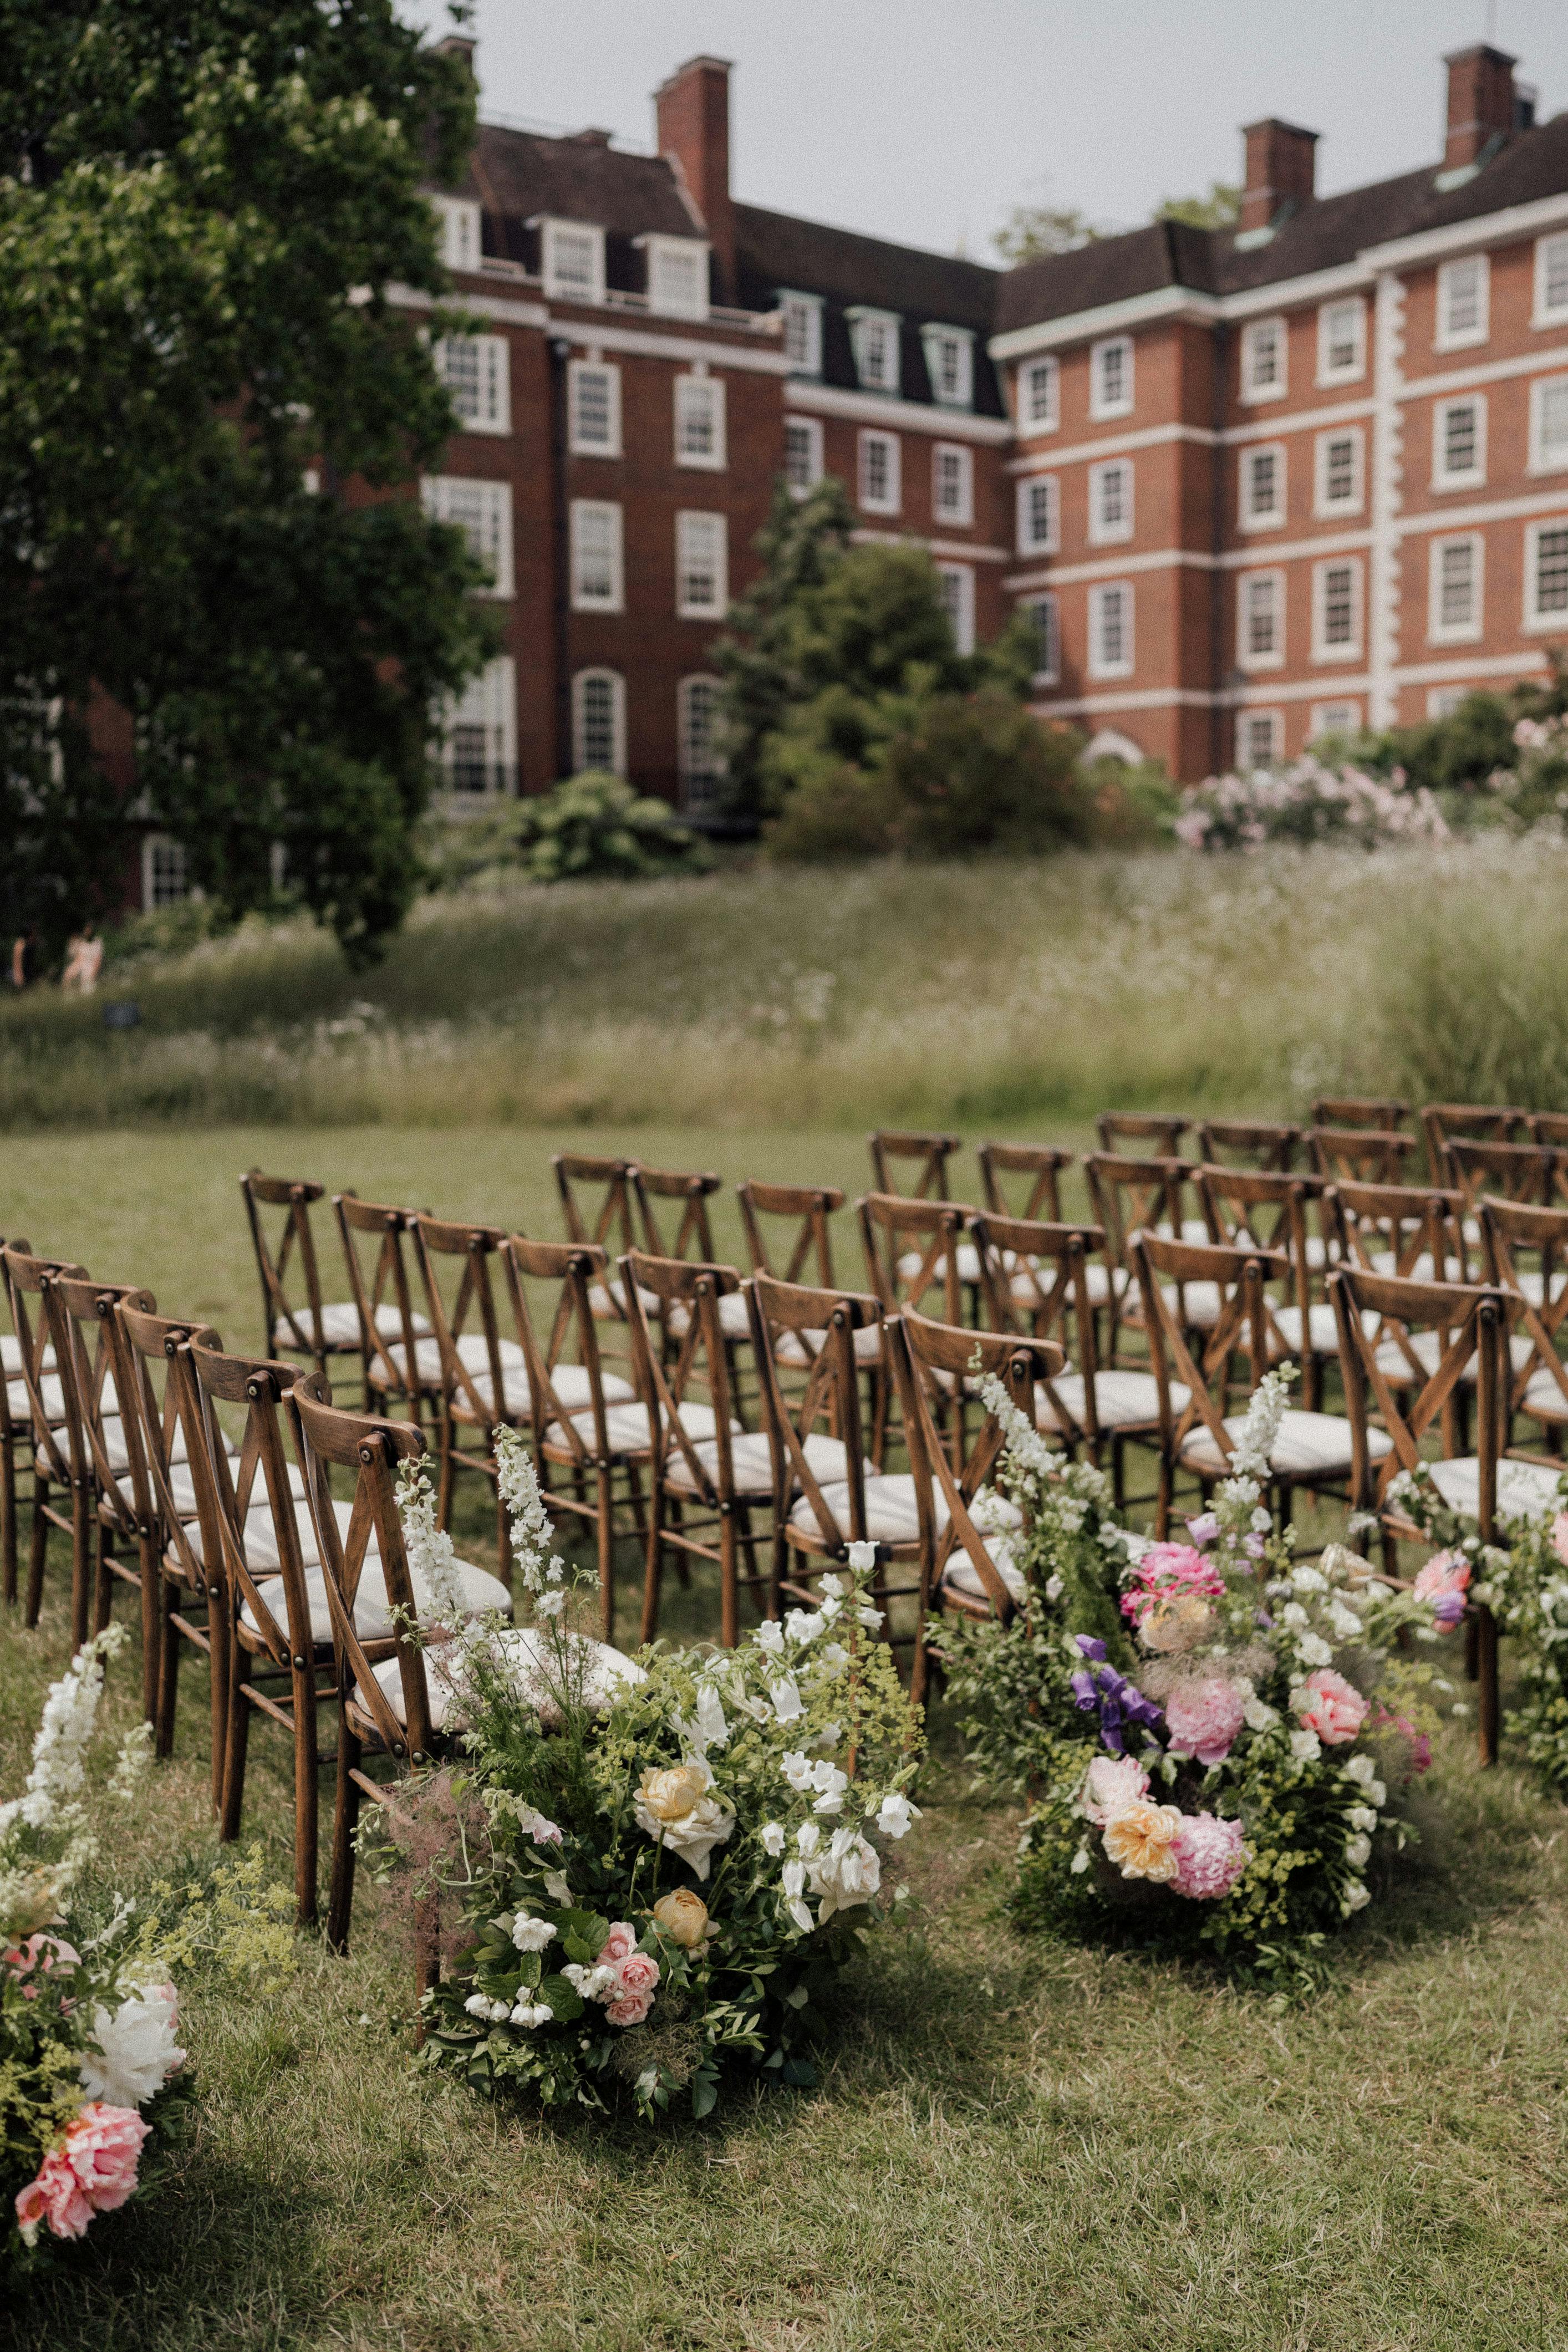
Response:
[781,1860,806,1899]
[812,1719,842,1752]
[820,1642,849,1668]
[511,1912,554,1953]
[1281,1602,1309,1630]
[770,1677,805,1725]
[1045,1575,1063,1601]
[1295,1633,1333,1669]
[755,1620,786,1656]
[785,1608,825,1645]
[780,1750,814,1791]
[509,2000,553,2028]
[857,1606,885,1631]
[1290,1728,1322,1761]
[1343,1753,1377,1787]
[1340,1879,1371,1916]
[80,1980,185,2107]
[1348,1805,1378,1833]
[846,1541,878,1572]
[465,1993,512,2022]
[783,1895,814,1935]
[810,1763,849,1815]
[872,1790,919,1840]
[818,1592,843,1625]
[1344,1833,1371,1869]
[818,1574,846,1601]
[806,1826,881,1922]
[760,1821,786,1856]
[796,1821,821,1858]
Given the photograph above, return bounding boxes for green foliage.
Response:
[1156,182,1242,230]
[992,204,1105,264]
[1336,659,1568,822]
[514,773,714,884]
[1080,754,1181,847]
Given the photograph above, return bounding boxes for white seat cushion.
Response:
[1514,1270,1568,1309]
[943,1533,1026,1606]
[774,1323,885,1369]
[459,1362,633,1419]
[121,1449,296,1525]
[99,1413,237,1478]
[8,1373,68,1424]
[1159,1281,1225,1329]
[1270,1303,1343,1356]
[1519,1367,1568,1423]
[246,1542,512,1650]
[1428,1454,1565,1524]
[543,1400,732,1458]
[370,1331,525,1389]
[1372,1330,1534,1386]
[664,1291,754,1343]
[665,1428,864,1500]
[1,1336,54,1377]
[588,1281,661,1321]
[788,1469,967,1548]
[1179,1407,1391,1481]
[895,1243,983,1290]
[1367,1251,1466,1282]
[362,1626,641,1731]
[274,1302,429,1352]
[1083,1262,1129,1307]
[1034,1368,1189,1433]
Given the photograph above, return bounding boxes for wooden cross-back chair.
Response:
[1420,1104,1531,1185]
[1081,1153,1206,1365]
[241,1169,415,1379]
[857,1193,968,1459]
[736,1178,844,1291]
[552,1152,640,1330]
[632,1168,752,1367]
[1528,1112,1568,1152]
[2,1244,83,1614]
[35,1270,148,1659]
[1444,1137,1557,1244]
[333,1193,436,1420]
[1195,1118,1301,1172]
[1195,1165,1331,1404]
[1478,1197,1568,1455]
[976,1141,1072,1227]
[2,1234,58,1609]
[409,1213,530,1570]
[1308,1127,1416,1188]
[1311,1095,1408,1131]
[1320,1177,1469,1288]
[1095,1112,1189,1160]
[867,1129,961,1201]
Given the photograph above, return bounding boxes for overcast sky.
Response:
[400,0,1564,262]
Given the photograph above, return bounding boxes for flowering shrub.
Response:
[388,1433,922,2120]
[1174,756,1448,853]
[1473,714,1568,832]
[934,1372,1455,1993]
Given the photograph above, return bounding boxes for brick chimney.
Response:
[1443,44,1518,174]
[1240,119,1318,235]
[654,56,735,304]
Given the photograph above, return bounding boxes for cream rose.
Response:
[633,1759,736,1881]
[652,1888,709,1948]
[1102,1800,1183,1883]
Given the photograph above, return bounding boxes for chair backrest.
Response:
[867,1129,960,1200]
[1444,1137,1557,1223]
[968,1211,1107,1448]
[333,1193,427,1399]
[1194,1117,1300,1172]
[410,1213,516,1424]
[735,1179,845,1290]
[1320,1178,1468,1285]
[746,1272,883,1551]
[1094,1112,1188,1158]
[1311,1094,1408,1131]
[45,1274,155,1525]
[241,1170,331,1360]
[618,1250,742,1505]
[1328,1264,1508,1534]
[183,1334,315,1664]
[857,1192,966,1325]
[1419,1103,1530,1183]
[630,1165,722,1264]
[1082,1153,1200,1365]
[1528,1112,1568,1151]
[1132,1230,1290,1468]
[1478,1194,1568,1430]
[1307,1126,1414,1188]
[1,1244,85,1475]
[890,1310,1062,1625]
[109,1299,222,1550]
[500,1234,619,1464]
[976,1141,1072,1225]
[1195,1165,1320,1333]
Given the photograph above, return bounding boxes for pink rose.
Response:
[1163,1677,1246,1766]
[1169,1813,1248,1901]
[4,1933,80,2001]
[14,2104,149,2244]
[604,1991,653,2028]
[1123,1542,1225,1625]
[1297,1668,1369,1746]
[1553,1512,1568,1570]
[1082,1754,1150,1826]
[615,1952,661,1999]
[596,1922,638,1967]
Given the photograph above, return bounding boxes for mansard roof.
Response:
[462,123,702,250]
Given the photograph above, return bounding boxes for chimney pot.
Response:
[654,55,735,304]
[1443,44,1519,173]
[1240,118,1318,236]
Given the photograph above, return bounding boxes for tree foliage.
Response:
[0,0,493,961]
[992,204,1105,265]
[1155,182,1242,230]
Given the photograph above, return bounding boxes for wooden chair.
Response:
[1310,1095,1408,1131]
[2,1234,53,1608]
[1528,1112,1568,1152]
[1478,1197,1568,1455]
[1419,1104,1530,1184]
[1444,1138,1557,1255]
[552,1153,640,1328]
[2,1244,82,1613]
[333,1193,437,1421]
[1195,1118,1301,1172]
[1196,1165,1331,1405]
[867,1129,961,1200]
[1095,1112,1189,1160]
[30,1267,146,1658]
[1082,1154,1208,1364]
[409,1214,530,1569]
[976,1141,1072,1226]
[633,1166,752,1369]
[241,1170,427,1379]
[857,1193,968,1459]
[1307,1127,1415,1189]
[1321,1178,1469,1289]
[737,1178,844,1290]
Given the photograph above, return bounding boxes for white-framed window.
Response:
[1236,710,1282,770]
[1525,519,1568,627]
[858,429,901,515]
[141,833,190,909]
[1428,533,1484,644]
[541,220,605,305]
[674,373,726,469]
[1090,335,1133,421]
[441,655,517,795]
[421,475,513,598]
[1530,376,1568,474]
[1315,426,1364,516]
[568,359,622,457]
[923,324,974,410]
[1088,458,1133,545]
[676,510,728,619]
[1433,395,1486,489]
[1436,253,1489,352]
[1535,232,1568,329]
[644,236,709,321]
[1309,699,1361,739]
[779,291,823,376]
[933,441,974,526]
[1316,297,1366,385]
[1240,315,1287,402]
[436,334,510,434]
[1016,474,1058,554]
[678,675,726,815]
[571,668,627,776]
[433,195,481,273]
[1020,355,1058,430]
[848,308,901,394]
[1313,556,1363,660]
[1088,581,1133,677]
[569,498,623,612]
[1240,442,1286,529]
[1237,569,1285,669]
[1427,686,1470,719]
[1023,594,1060,685]
[783,414,823,495]
[936,562,975,656]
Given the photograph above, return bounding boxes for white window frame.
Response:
[421,475,514,599]
[922,323,975,411]
[1237,568,1286,671]
[783,414,824,496]
[1312,556,1363,663]
[1435,252,1489,353]
[1524,518,1568,629]
[569,498,624,613]
[675,510,729,620]
[571,668,627,777]
[1020,355,1059,431]
[141,833,190,909]
[1024,594,1060,686]
[858,429,901,516]
[936,562,975,656]
[1088,457,1134,547]
[1314,426,1365,517]
[1427,686,1473,719]
[435,333,511,434]
[674,372,727,470]
[678,674,726,814]
[1433,394,1487,491]
[441,655,517,797]
[433,195,481,274]
[1529,375,1568,475]
[1316,297,1367,386]
[1309,700,1361,739]
[1235,709,1283,770]
[1239,441,1286,531]
[1016,474,1059,555]
[643,235,710,322]
[1534,232,1568,330]
[568,358,622,457]
[1089,336,1133,422]
[847,308,901,395]
[1240,315,1288,404]
[778,290,824,376]
[1427,533,1484,645]
[932,441,974,527]
[541,218,605,307]
[1088,581,1134,679]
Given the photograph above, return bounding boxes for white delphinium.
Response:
[394,1460,471,1638]
[1216,1365,1294,1505]
[0,1626,126,1837]
[107,1720,154,1805]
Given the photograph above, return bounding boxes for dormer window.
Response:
[922,324,974,410]
[847,308,901,395]
[644,236,710,322]
[779,291,824,375]
[433,196,481,273]
[541,218,605,306]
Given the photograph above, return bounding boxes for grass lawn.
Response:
[6,1127,1568,2350]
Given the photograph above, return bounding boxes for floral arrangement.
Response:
[383,1431,922,2119]
[1173,755,1448,854]
[935,1372,1457,1991]
[2,1631,190,2280]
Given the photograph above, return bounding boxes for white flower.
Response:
[760,1821,787,1857]
[1281,1602,1309,1630]
[1367,1778,1387,1808]
[693,1683,730,1750]
[1070,1845,1090,1874]
[857,1606,885,1631]
[873,1790,920,1840]
[781,1750,814,1791]
[1340,1879,1371,1916]
[509,2000,553,2028]
[0,1629,124,1837]
[1251,1507,1274,1534]
[784,1896,815,1935]
[562,1962,618,1999]
[1045,1575,1063,1602]
[1290,1565,1327,1593]
[513,1804,562,1845]
[1243,1696,1279,1731]
[810,1763,849,1815]
[465,1992,513,2022]
[1290,1729,1322,1761]
[755,1619,786,1655]
[80,1980,185,2108]
[769,1677,805,1725]
[633,1760,736,1881]
[1327,1602,1362,1640]
[795,1821,821,1858]
[534,1589,567,1620]
[108,1722,154,1804]
[805,1826,882,1922]
[846,1540,878,1571]
[511,1912,554,1953]
[1344,1833,1371,1869]
[1295,1633,1333,1668]
[1348,1804,1378,1833]
[820,1643,849,1668]
[785,1608,825,1645]
[818,1574,845,1601]
[781,1860,806,1899]
[1343,1754,1376,1787]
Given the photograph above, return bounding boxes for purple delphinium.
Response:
[1070,1635,1164,1755]
[1186,1512,1220,1547]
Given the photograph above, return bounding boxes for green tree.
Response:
[992,205,1104,266]
[0,0,493,963]
[1155,182,1242,231]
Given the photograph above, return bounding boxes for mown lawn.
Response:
[5,1126,1568,2351]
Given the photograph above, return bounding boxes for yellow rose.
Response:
[1102,1800,1183,1883]
[638,1765,707,1824]
[652,1889,709,1948]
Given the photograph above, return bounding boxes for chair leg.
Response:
[1154,1452,1173,1540]
[93,1523,115,1637]
[327,1714,363,1954]
[24,1478,49,1626]
[292,1661,320,1930]
[206,1584,231,1817]
[1,1439,16,1606]
[70,1484,92,1652]
[597,1465,615,1644]
[719,1510,738,1651]
[220,1662,252,1844]
[136,1531,160,1729]
[1475,1603,1499,1766]
[639,1482,665,1647]
[156,1573,182,1758]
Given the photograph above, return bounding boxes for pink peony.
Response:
[4,1933,80,2001]
[1413,1550,1471,1630]
[1552,1512,1568,1570]
[615,1952,660,2000]
[1082,1754,1150,1825]
[1169,1813,1249,1901]
[1297,1668,1369,1746]
[604,1991,653,2027]
[1122,1542,1225,1625]
[595,1922,638,1967]
[14,2104,149,2245]
[1163,1677,1246,1766]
